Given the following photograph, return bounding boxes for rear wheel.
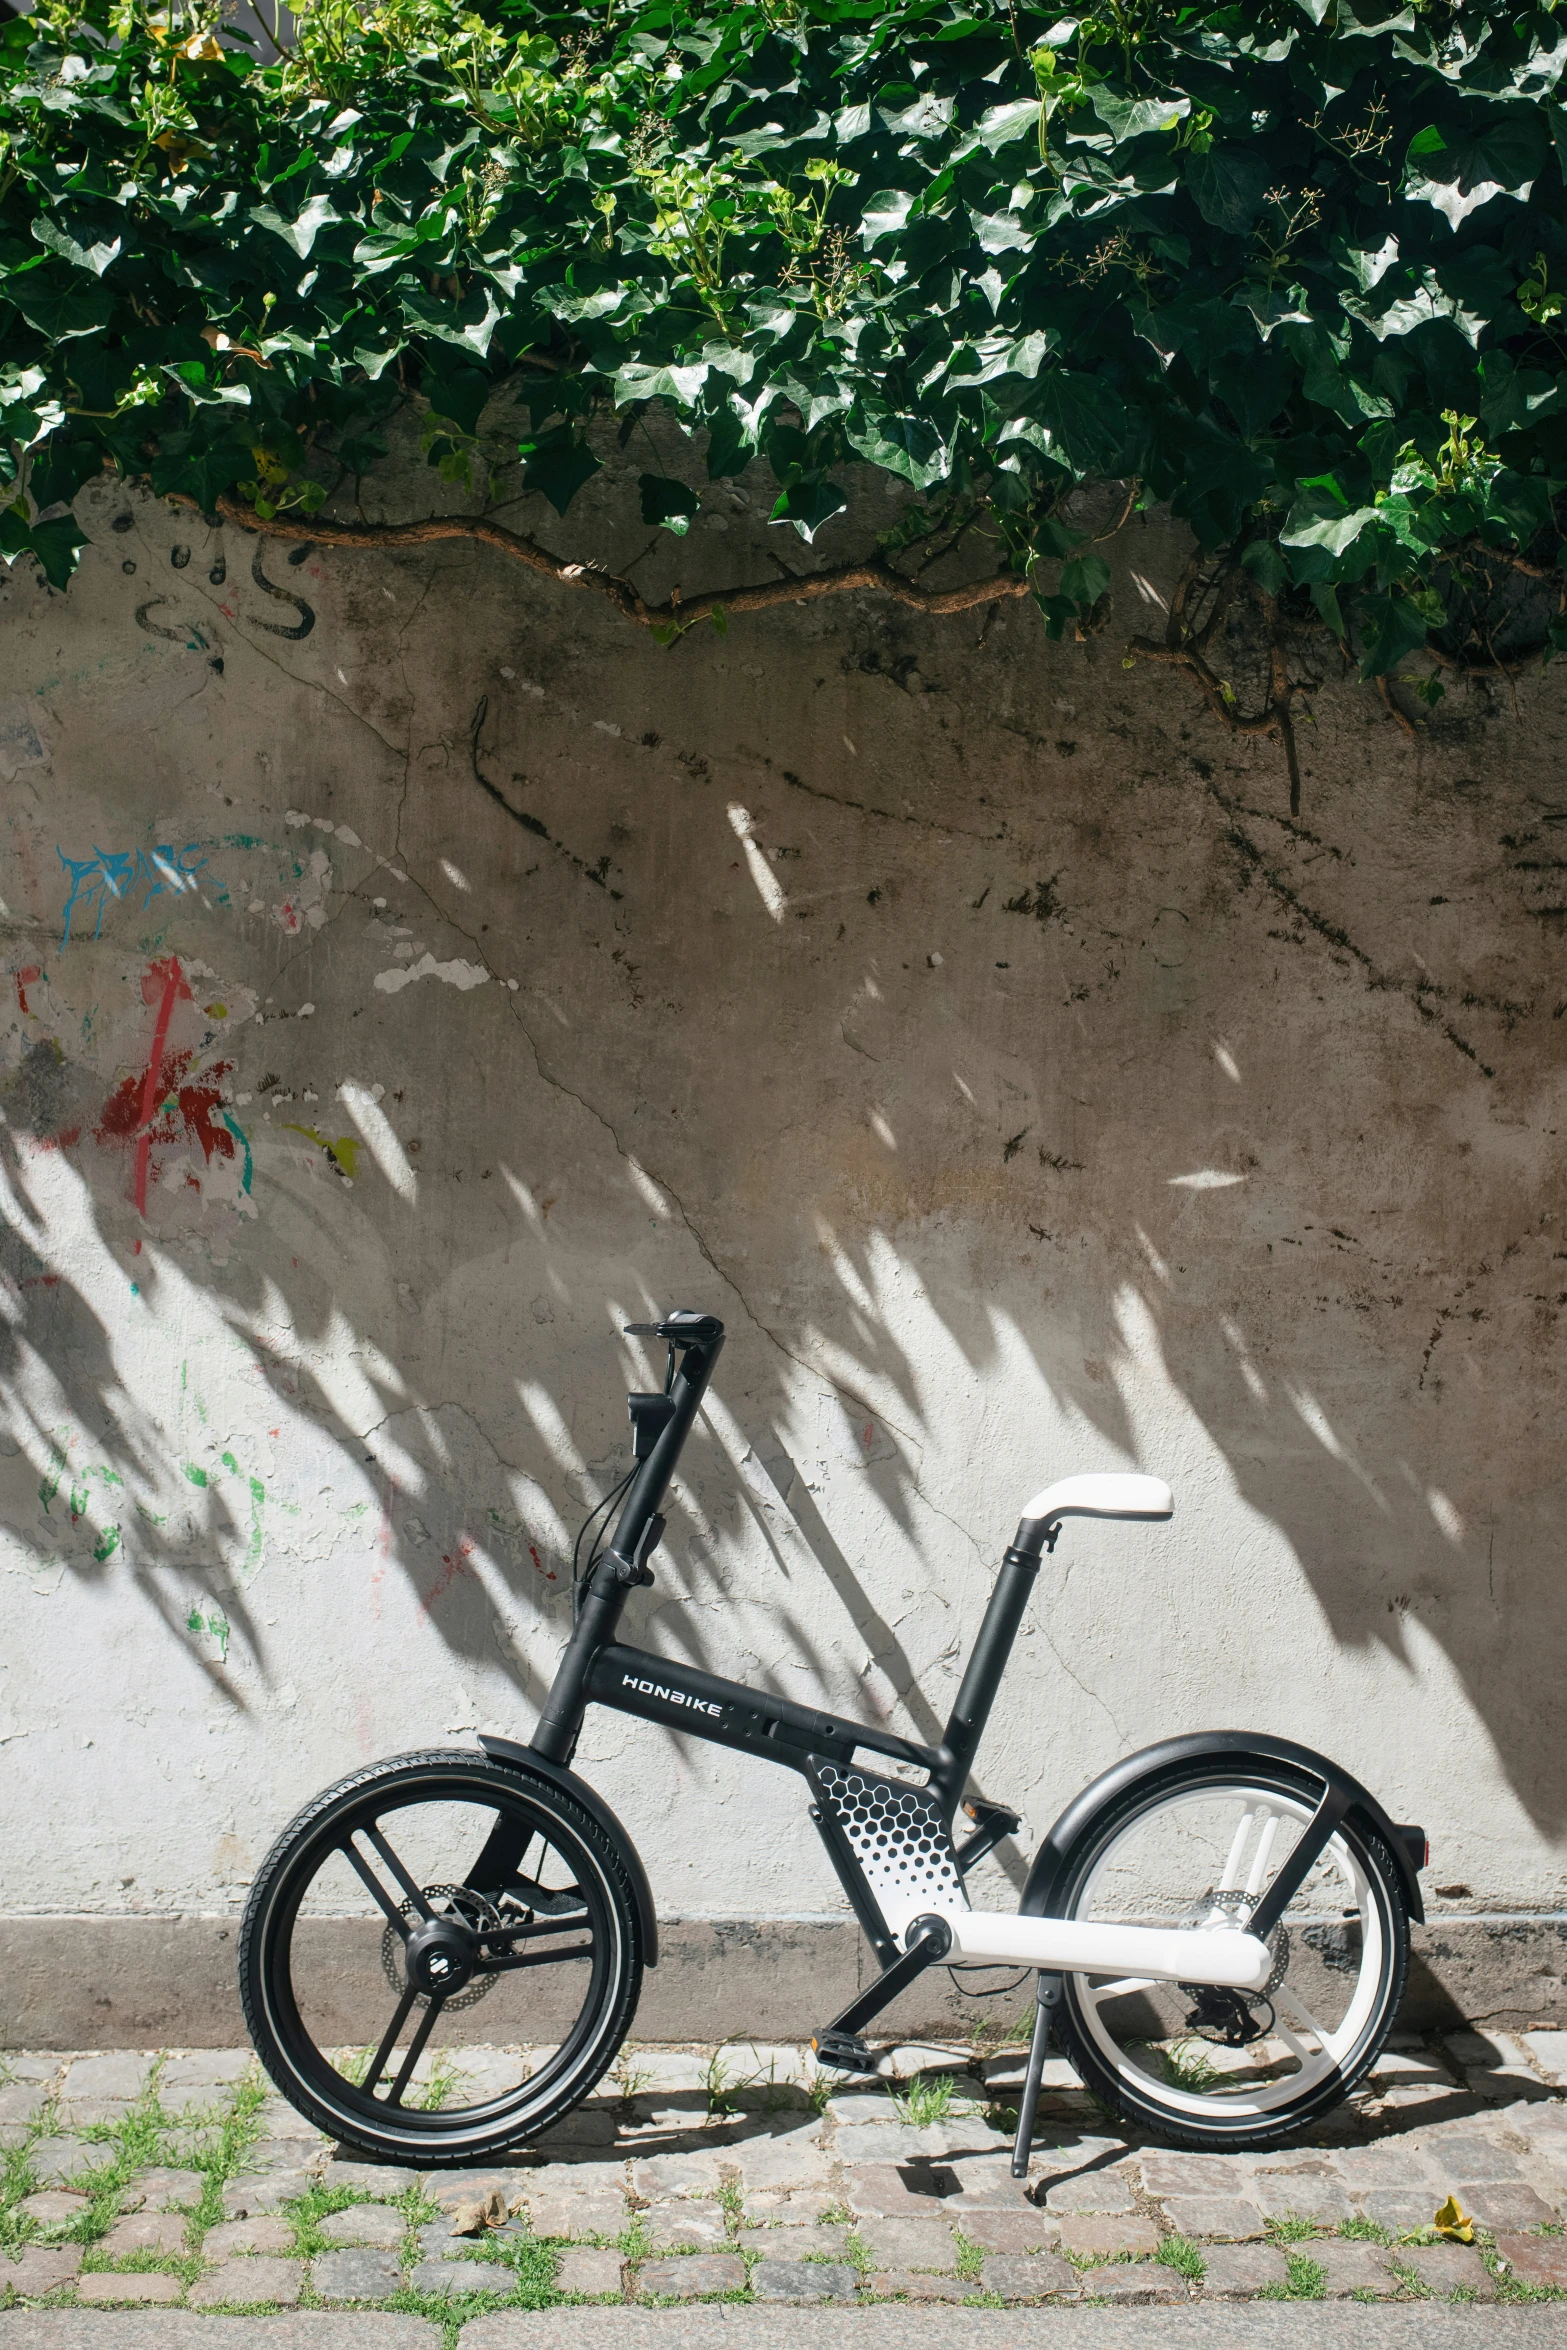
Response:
[1050,1757,1409,2151]
[239,1750,643,2164]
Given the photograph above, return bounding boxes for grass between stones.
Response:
[6,2040,1567,2326]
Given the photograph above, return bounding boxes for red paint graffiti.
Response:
[420,1537,475,1619]
[94,959,235,1213]
[15,965,40,1015]
[528,1542,555,1582]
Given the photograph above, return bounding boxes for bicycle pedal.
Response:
[811,2028,879,2074]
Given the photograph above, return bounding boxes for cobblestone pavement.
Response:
[3,2028,1567,2325]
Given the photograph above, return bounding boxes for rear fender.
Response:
[477,1735,659,1965]
[1021,1731,1424,1926]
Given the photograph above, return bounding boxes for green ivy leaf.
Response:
[10,269,113,340]
[1403,112,1546,229]
[520,426,601,517]
[1059,552,1110,604]
[1357,591,1429,679]
[27,514,90,589]
[769,477,847,541]
[638,472,699,533]
[31,217,122,277]
[1280,479,1379,557]
[1183,144,1271,233]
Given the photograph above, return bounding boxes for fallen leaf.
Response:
[1433,2194,1474,2242]
[446,2187,509,2235]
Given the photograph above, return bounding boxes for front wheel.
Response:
[239,1749,643,2164]
[1049,1756,1409,2152]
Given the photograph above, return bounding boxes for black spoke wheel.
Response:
[240,1750,643,2163]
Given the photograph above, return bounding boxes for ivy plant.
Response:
[2,0,1565,794]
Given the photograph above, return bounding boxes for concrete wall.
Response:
[1,441,1564,2042]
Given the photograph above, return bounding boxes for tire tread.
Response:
[238,1748,642,2165]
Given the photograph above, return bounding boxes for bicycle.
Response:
[241,1308,1427,2167]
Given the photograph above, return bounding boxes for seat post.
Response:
[936,1547,1041,1802]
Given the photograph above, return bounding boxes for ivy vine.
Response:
[3,0,1565,795]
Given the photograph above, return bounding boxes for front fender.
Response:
[1021,1731,1424,1926]
[477,1735,659,1965]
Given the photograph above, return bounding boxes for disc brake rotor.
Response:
[1175,1887,1291,2046]
[1199,1886,1292,1994]
[380,1884,501,2013]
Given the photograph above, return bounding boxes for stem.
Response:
[176,490,1036,627]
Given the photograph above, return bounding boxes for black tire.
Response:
[239,1748,643,2164]
[1049,1755,1409,2152]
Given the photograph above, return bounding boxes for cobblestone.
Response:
[519,2194,624,2240]
[312,2250,403,2302]
[1057,2213,1161,2259]
[631,2152,730,2201]
[122,2167,205,2210]
[1079,2263,1187,2303]
[404,2262,500,2298]
[222,2169,318,2217]
[1312,2240,1398,2297]
[99,2213,190,2257]
[1362,2190,1445,2231]
[1250,2168,1356,2225]
[202,2218,298,2258]
[319,2206,407,2249]
[839,2163,946,2216]
[1497,2233,1567,2289]
[978,2252,1078,2301]
[853,2215,955,2270]
[1196,2243,1289,2295]
[553,2249,624,2296]
[1,2246,83,2296]
[188,2257,305,2308]
[749,2260,858,2302]
[1159,2195,1264,2239]
[640,2204,730,2251]
[76,2274,184,2305]
[1395,2242,1497,2299]
[1460,2182,1559,2230]
[867,2269,972,2300]
[321,2162,425,2197]
[634,2254,746,2299]
[19,2192,89,2227]
[62,2057,150,2100]
[27,2138,114,2187]
[1139,2153,1253,2196]
[953,2207,1060,2253]
[738,2225,851,2259]
[5,2033,1567,2317]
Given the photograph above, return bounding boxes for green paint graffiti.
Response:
[185,1607,229,1660]
[39,1435,68,1514]
[280,1122,358,1179]
[93,1525,119,1562]
[220,1111,253,1193]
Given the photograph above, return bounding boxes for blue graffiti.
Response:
[59,843,209,947]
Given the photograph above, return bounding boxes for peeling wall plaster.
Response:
[0,458,1564,1943]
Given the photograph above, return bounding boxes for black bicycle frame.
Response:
[528,1315,1039,1964]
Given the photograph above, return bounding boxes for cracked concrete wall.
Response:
[1,447,1565,2039]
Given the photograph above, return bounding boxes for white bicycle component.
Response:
[1053,1769,1400,2141]
[943,1908,1272,1990]
[1019,1472,1175,1528]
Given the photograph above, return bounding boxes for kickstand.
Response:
[1010,1970,1063,2180]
